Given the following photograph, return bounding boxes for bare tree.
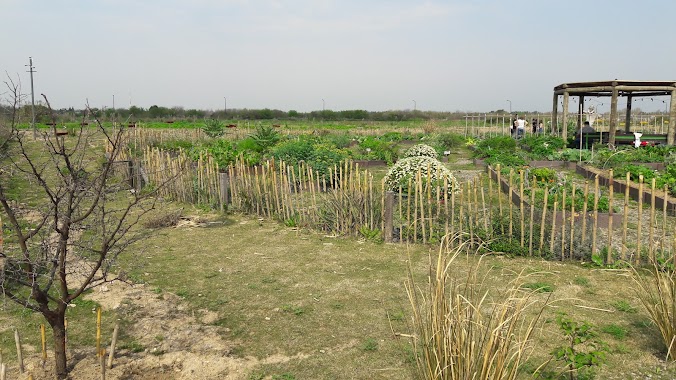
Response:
[0,80,170,379]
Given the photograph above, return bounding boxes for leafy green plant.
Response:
[529,167,557,182]
[249,124,281,153]
[355,136,398,163]
[202,118,225,138]
[551,313,608,380]
[202,139,237,168]
[358,225,382,242]
[520,135,566,159]
[435,133,465,151]
[473,136,516,158]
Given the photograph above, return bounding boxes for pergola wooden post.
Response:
[578,95,584,130]
[562,91,569,138]
[609,86,618,145]
[670,88,676,145]
[551,92,558,134]
[625,95,632,133]
[553,80,676,146]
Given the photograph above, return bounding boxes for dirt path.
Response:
[17,279,304,380]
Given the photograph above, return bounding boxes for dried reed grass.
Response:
[406,237,549,380]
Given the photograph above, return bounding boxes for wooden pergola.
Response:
[553,80,676,145]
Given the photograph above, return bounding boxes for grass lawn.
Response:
[107,209,674,379]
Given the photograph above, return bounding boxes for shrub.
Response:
[271,137,349,179]
[202,139,238,168]
[201,118,225,138]
[383,156,458,193]
[356,137,398,163]
[249,124,281,153]
[474,136,516,158]
[520,135,566,159]
[483,151,528,168]
[528,167,557,182]
[435,133,465,151]
[402,144,438,159]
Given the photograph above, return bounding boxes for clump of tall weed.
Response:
[632,260,676,361]
[406,238,549,380]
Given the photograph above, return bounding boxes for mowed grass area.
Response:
[3,202,676,378]
[118,213,423,379]
[113,209,674,379]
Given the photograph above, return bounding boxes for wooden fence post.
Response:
[219,172,230,211]
[384,191,394,243]
[127,160,134,188]
[14,329,24,374]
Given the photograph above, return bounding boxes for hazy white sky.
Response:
[2,0,674,112]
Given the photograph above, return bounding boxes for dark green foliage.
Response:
[435,133,465,151]
[613,164,658,183]
[483,151,528,168]
[249,124,281,153]
[381,131,404,142]
[271,137,349,179]
[520,136,566,159]
[474,136,517,158]
[202,139,237,168]
[201,118,225,138]
[356,136,398,163]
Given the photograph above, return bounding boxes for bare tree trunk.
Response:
[48,312,68,380]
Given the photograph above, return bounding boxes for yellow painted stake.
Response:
[41,324,47,366]
[96,307,102,357]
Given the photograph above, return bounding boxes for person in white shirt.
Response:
[515,116,526,138]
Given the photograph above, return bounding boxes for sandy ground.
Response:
[9,276,307,380]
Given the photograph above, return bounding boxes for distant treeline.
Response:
[1,103,521,124]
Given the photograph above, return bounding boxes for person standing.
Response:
[516,115,526,138]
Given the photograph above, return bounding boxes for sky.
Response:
[1,0,675,113]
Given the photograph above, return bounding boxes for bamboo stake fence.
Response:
[134,144,676,264]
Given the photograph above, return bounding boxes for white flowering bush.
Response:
[403,144,438,159]
[384,156,459,193]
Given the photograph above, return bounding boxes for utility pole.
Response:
[26,57,37,138]
[224,97,227,116]
[112,94,116,127]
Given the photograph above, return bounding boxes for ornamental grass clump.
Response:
[632,260,676,361]
[403,143,438,159]
[406,240,549,380]
[383,156,458,193]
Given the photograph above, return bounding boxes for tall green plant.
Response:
[201,118,225,138]
[551,313,608,380]
[249,124,281,153]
